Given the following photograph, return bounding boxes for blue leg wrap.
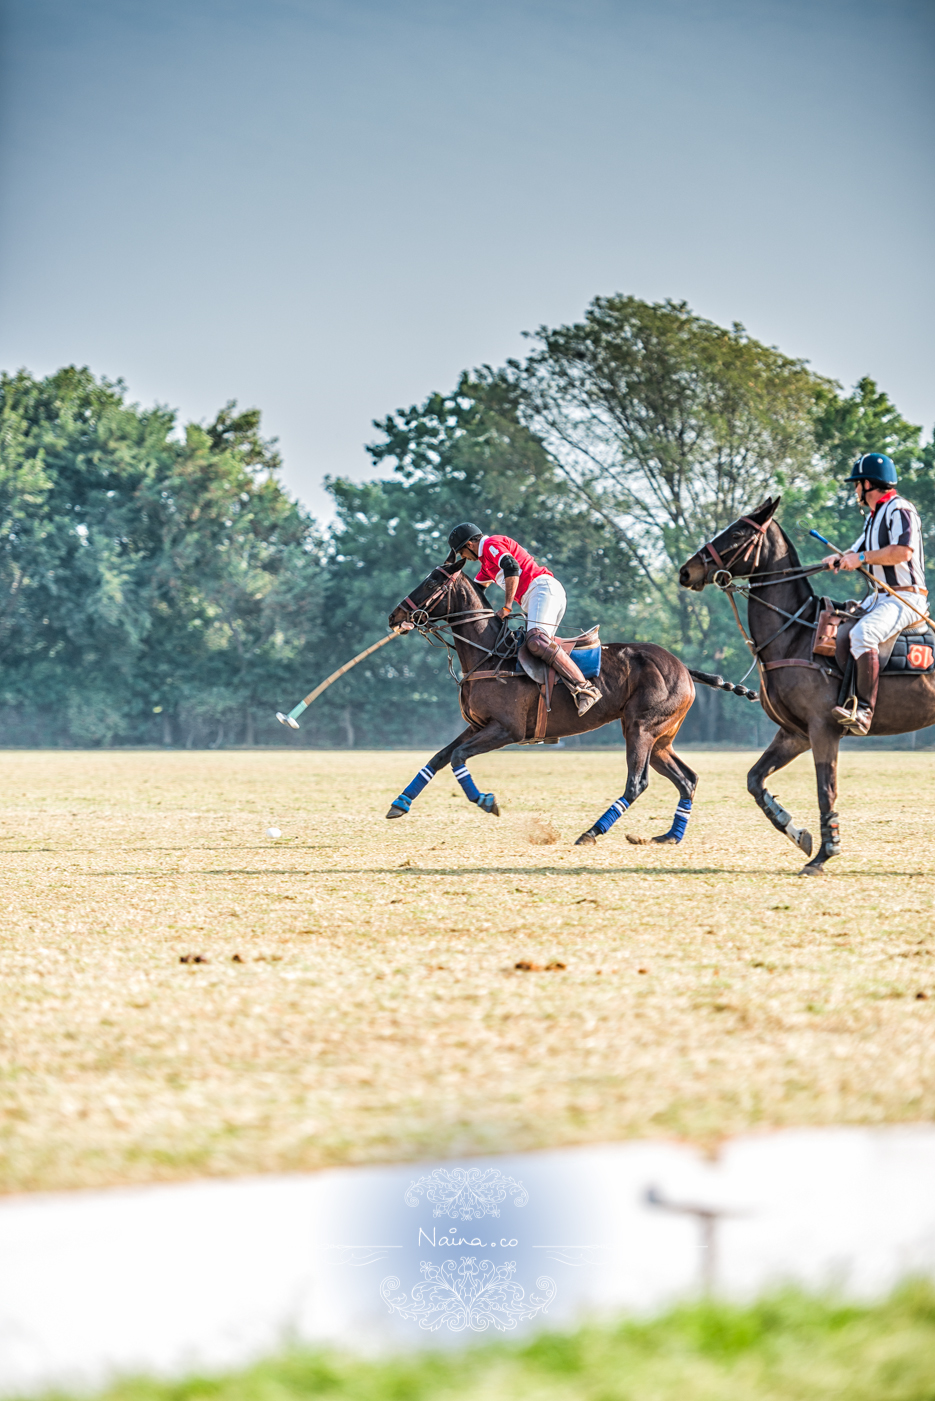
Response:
[453,764,481,803]
[663,797,692,843]
[390,764,435,814]
[453,764,497,812]
[592,796,630,836]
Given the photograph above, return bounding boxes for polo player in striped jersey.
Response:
[822,453,927,736]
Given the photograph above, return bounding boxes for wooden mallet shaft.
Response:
[276,631,402,729]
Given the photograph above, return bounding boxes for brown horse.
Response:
[386,559,705,845]
[679,495,935,874]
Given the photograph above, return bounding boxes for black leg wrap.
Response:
[820,810,841,859]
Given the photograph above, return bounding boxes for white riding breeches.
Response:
[850,591,927,658]
[522,575,567,637]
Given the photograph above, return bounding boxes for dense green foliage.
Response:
[1,296,931,747]
[71,1283,935,1401]
[0,369,322,747]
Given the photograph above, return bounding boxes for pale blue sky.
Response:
[1,0,932,516]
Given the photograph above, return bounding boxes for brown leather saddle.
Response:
[460,625,601,742]
[518,625,600,740]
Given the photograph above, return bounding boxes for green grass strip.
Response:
[38,1282,935,1401]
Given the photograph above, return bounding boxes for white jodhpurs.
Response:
[850,591,927,657]
[522,575,567,637]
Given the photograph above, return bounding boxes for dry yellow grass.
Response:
[0,746,933,1194]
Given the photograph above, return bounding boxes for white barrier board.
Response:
[1,1126,934,1395]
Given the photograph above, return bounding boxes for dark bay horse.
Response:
[386,559,702,846]
[680,495,935,874]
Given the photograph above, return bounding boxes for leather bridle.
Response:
[698,515,770,584]
[395,567,514,681]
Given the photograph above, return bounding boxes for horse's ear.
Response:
[445,557,466,574]
[750,495,780,523]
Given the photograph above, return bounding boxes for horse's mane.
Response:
[775,521,803,571]
[440,562,489,608]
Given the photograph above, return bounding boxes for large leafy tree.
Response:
[509,296,835,656]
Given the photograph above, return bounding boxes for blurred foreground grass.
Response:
[78,1285,935,1401]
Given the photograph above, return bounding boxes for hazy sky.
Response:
[1,0,932,517]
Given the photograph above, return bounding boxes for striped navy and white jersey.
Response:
[851,492,926,590]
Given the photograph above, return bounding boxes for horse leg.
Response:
[386,727,477,818]
[798,721,841,876]
[625,739,698,845]
[575,725,653,845]
[747,727,813,859]
[449,721,515,817]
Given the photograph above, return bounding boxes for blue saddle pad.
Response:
[569,645,601,679]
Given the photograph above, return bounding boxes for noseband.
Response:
[400,575,453,629]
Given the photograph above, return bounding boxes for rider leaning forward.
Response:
[823,452,927,736]
[446,523,602,716]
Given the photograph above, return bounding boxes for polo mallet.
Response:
[276,630,403,729]
[809,529,935,631]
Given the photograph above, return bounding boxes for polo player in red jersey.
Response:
[446,522,602,716]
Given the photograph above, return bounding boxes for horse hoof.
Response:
[477,794,500,817]
[798,829,813,858]
[386,805,407,819]
[798,860,825,877]
[575,831,597,846]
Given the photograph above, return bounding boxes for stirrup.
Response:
[574,683,601,716]
[831,695,859,726]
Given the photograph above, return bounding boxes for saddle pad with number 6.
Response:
[884,629,935,674]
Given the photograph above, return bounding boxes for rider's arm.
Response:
[825,544,913,571]
[498,554,520,617]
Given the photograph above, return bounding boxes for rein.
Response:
[696,522,830,678]
[399,573,517,683]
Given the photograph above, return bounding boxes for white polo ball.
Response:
[267,827,282,839]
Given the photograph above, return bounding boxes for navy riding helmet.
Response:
[845,453,898,487]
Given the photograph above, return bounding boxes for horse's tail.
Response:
[688,668,760,703]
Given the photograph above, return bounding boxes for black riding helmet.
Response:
[448,521,483,552]
[444,521,483,564]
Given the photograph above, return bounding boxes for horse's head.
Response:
[679,496,781,592]
[388,558,466,631]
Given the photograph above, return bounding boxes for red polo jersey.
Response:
[474,535,552,603]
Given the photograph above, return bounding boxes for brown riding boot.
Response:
[526,629,602,716]
[831,649,880,736]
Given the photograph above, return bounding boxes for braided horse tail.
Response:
[688,668,759,703]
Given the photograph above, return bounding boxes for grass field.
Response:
[1,746,933,1194]
[74,1285,935,1401]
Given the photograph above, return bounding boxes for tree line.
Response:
[0,296,930,747]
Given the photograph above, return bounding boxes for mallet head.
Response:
[276,711,300,729]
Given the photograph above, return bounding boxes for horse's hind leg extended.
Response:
[747,726,813,859]
[386,726,477,818]
[575,726,653,845]
[625,739,698,846]
[449,721,516,816]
